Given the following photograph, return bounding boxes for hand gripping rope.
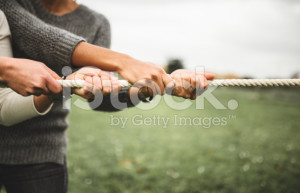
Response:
[57,79,300,88]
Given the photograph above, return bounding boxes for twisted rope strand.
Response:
[56,80,85,88]
[208,79,300,87]
[57,79,300,88]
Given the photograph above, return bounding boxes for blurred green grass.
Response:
[66,87,300,193]
[2,88,299,193]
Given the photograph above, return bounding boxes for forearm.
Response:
[87,18,137,111]
[72,42,133,71]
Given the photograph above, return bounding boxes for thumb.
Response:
[42,65,62,94]
[45,74,62,94]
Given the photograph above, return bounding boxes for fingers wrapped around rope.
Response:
[129,79,162,102]
[73,75,95,99]
[100,71,113,95]
[67,67,121,100]
[170,73,209,100]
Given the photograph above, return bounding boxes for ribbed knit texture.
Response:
[0,0,111,165]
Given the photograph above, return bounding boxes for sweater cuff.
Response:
[53,33,85,69]
[0,93,52,126]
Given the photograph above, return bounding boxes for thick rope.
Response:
[57,79,300,88]
[208,79,300,87]
[56,80,85,88]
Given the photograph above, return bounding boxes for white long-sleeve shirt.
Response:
[0,10,52,126]
[0,9,12,57]
[0,88,53,126]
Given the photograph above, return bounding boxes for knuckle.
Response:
[82,89,89,95]
[158,67,164,74]
[103,87,110,94]
[113,84,119,90]
[23,91,30,96]
[53,87,61,94]
[166,83,175,90]
[33,80,43,88]
[39,74,47,80]
[150,73,158,80]
[26,87,34,93]
[25,88,34,95]
[95,85,102,92]
[177,90,185,97]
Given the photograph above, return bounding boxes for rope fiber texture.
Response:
[57,79,300,88]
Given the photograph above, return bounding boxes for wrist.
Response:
[92,46,134,72]
[114,54,134,72]
[72,42,134,72]
[34,95,53,113]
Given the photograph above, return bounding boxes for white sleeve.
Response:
[0,10,13,57]
[0,88,53,126]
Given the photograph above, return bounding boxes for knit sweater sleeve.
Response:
[0,0,85,69]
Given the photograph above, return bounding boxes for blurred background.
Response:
[78,0,300,78]
[65,0,300,193]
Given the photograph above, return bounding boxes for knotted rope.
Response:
[57,79,300,88]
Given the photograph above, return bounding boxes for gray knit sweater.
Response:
[0,0,132,165]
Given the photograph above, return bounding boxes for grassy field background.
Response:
[1,87,299,193]
[66,87,300,193]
